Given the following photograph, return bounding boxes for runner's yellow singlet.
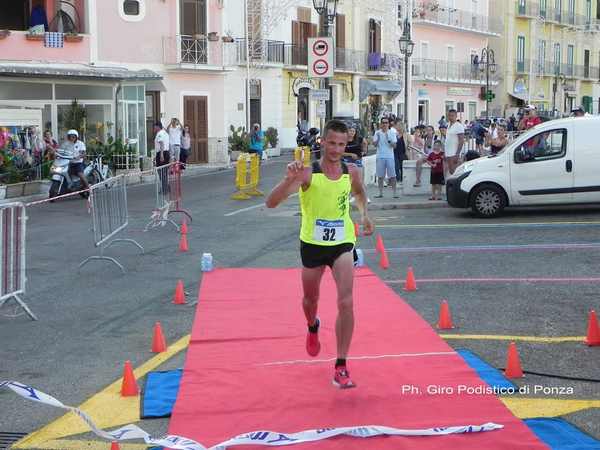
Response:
[299,162,355,246]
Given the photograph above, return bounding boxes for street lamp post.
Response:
[312,0,338,122]
[479,46,496,119]
[398,19,414,128]
[552,72,566,117]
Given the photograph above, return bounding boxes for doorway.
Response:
[145,91,160,154]
[184,96,208,163]
[297,87,310,130]
[418,99,429,126]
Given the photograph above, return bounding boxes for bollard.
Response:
[231,154,252,200]
[294,146,311,167]
[246,153,264,197]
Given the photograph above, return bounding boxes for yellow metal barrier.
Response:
[294,146,311,167]
[231,153,263,200]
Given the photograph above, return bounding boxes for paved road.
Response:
[1,157,599,447]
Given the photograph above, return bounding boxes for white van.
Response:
[446,116,600,217]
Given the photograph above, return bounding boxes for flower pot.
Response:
[25,33,44,41]
[207,32,219,42]
[64,34,83,42]
[221,36,235,43]
[230,150,241,161]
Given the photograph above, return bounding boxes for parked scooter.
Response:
[48,150,112,199]
[296,126,321,160]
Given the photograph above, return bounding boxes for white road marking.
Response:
[225,193,299,217]
[258,351,456,366]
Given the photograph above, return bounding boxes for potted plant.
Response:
[228,125,250,161]
[264,127,280,157]
[0,30,11,40]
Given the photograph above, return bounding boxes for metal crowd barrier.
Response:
[231,153,263,200]
[0,203,36,320]
[145,162,192,231]
[79,175,144,274]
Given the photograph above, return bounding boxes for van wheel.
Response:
[470,184,506,218]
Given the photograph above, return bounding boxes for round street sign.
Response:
[313,39,329,57]
[313,59,329,76]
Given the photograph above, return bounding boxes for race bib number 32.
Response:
[313,219,345,243]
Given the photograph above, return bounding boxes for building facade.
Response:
[0,0,231,164]
[491,0,600,117]
[409,0,502,125]
[223,0,405,148]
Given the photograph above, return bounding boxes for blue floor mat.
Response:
[141,369,182,419]
[524,418,600,449]
[457,349,516,391]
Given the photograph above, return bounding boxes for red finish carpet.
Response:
[168,268,546,449]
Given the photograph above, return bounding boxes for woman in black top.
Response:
[342,127,367,168]
[393,121,408,182]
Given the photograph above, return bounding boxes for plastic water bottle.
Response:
[355,249,365,268]
[201,253,213,272]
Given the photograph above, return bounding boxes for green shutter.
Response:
[582,96,593,113]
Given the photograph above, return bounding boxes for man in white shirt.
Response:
[154,121,170,166]
[66,129,89,194]
[372,117,398,198]
[166,118,182,161]
[444,109,465,175]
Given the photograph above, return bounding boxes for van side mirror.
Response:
[515,147,526,163]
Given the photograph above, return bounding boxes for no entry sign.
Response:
[308,37,333,78]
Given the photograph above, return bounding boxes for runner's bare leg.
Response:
[331,252,354,358]
[302,265,326,326]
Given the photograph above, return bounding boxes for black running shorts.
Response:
[300,241,356,269]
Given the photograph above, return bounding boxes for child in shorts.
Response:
[427,140,445,200]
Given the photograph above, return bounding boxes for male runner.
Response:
[266,120,374,389]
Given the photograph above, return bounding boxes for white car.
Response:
[446,116,600,217]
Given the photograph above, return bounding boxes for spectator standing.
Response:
[372,117,398,198]
[43,130,58,160]
[519,105,542,131]
[487,124,508,155]
[444,109,465,175]
[249,123,265,160]
[343,127,369,203]
[154,121,170,166]
[180,124,191,168]
[438,115,447,128]
[392,121,409,183]
[427,140,445,200]
[166,118,182,161]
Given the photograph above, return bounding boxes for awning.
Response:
[359,79,402,102]
[0,63,162,81]
[508,91,528,102]
[146,79,167,92]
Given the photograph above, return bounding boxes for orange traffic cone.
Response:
[179,233,189,252]
[151,322,167,353]
[173,280,186,305]
[120,360,139,397]
[354,222,360,238]
[437,300,454,329]
[181,220,188,235]
[375,234,384,253]
[505,342,524,379]
[110,442,121,450]
[404,267,417,291]
[379,250,390,269]
[584,309,600,346]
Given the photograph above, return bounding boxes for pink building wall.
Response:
[95,1,176,64]
[413,27,487,62]
[0,31,90,63]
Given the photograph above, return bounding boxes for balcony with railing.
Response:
[367,52,402,73]
[517,59,600,80]
[413,4,501,35]
[163,35,237,69]
[234,39,286,65]
[335,48,368,73]
[412,58,498,84]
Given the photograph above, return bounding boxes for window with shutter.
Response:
[336,14,345,48]
[180,0,207,36]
